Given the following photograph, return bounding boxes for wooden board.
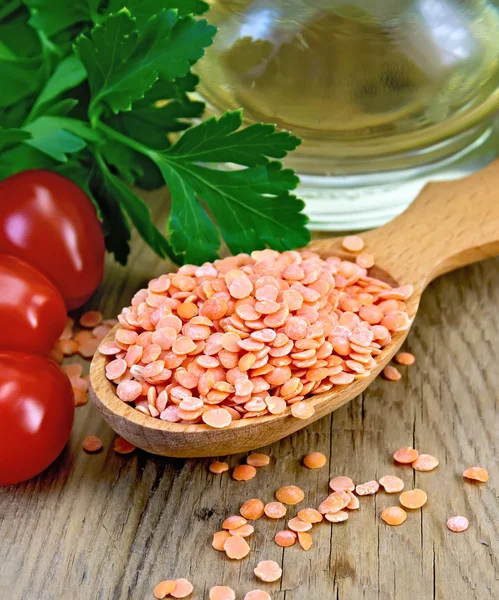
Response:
[0,189,497,600]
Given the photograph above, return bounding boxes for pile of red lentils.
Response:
[100,240,413,427]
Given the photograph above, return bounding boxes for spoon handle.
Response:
[363,158,499,291]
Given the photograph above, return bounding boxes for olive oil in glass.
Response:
[197,0,499,228]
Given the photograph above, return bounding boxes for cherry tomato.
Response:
[0,351,74,486]
[0,255,67,355]
[0,170,105,309]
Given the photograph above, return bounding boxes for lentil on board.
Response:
[100,248,412,427]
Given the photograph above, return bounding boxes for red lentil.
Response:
[222,515,247,530]
[224,534,250,559]
[254,560,282,582]
[82,436,103,453]
[274,530,297,547]
[246,453,270,467]
[275,485,304,505]
[400,489,427,509]
[287,517,312,532]
[153,580,176,599]
[303,452,327,469]
[383,365,402,381]
[264,502,287,519]
[329,476,355,492]
[447,516,469,532]
[325,510,349,523]
[171,579,193,598]
[229,523,254,538]
[233,465,257,481]
[297,531,313,551]
[355,480,379,496]
[240,499,265,520]
[244,592,271,600]
[381,506,407,526]
[393,447,419,464]
[394,352,416,366]
[113,437,136,455]
[209,587,235,600]
[379,475,405,493]
[412,454,439,472]
[209,461,229,474]
[463,466,489,483]
[297,508,323,524]
[212,531,231,551]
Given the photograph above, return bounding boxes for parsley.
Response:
[0,1,310,265]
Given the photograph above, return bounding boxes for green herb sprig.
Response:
[0,0,310,264]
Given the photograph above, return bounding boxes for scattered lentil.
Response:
[233,465,257,481]
[329,476,355,492]
[412,454,439,472]
[303,452,327,469]
[297,508,323,524]
[394,352,415,366]
[381,506,407,526]
[170,579,193,598]
[288,517,312,532]
[379,475,404,493]
[383,365,402,381]
[82,436,103,453]
[247,453,270,467]
[393,447,419,464]
[209,587,235,600]
[229,524,254,538]
[297,531,313,551]
[153,580,176,599]
[264,502,287,519]
[325,511,349,523]
[447,516,469,533]
[80,310,103,328]
[209,461,229,474]
[275,486,304,505]
[274,530,297,547]
[213,531,231,551]
[113,437,136,455]
[240,499,265,520]
[224,535,250,559]
[244,592,271,600]
[254,560,282,582]
[400,489,427,509]
[345,491,360,510]
[355,480,379,496]
[463,466,489,483]
[222,516,247,530]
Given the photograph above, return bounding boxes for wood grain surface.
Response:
[0,188,497,600]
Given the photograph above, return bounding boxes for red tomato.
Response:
[0,351,74,486]
[0,170,105,309]
[0,255,67,355]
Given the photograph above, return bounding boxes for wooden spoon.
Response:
[89,159,499,457]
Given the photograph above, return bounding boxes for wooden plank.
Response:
[0,190,497,600]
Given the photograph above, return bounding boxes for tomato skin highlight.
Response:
[0,170,105,309]
[0,255,67,355]
[0,351,74,486]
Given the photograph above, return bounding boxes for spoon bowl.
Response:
[89,159,499,457]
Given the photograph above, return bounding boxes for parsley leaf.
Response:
[143,111,309,263]
[25,0,101,37]
[0,126,32,152]
[75,10,215,115]
[107,0,210,26]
